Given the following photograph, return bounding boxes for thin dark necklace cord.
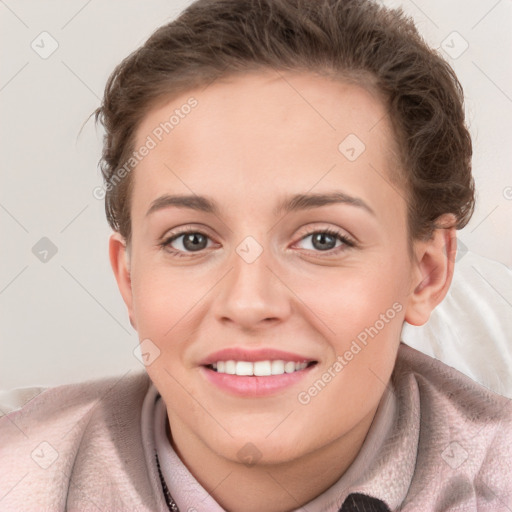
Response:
[156,452,179,511]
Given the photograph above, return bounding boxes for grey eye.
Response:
[170,232,210,252]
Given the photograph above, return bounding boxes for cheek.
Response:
[290,255,408,397]
[129,256,204,338]
[292,255,409,340]
[291,268,405,446]
[131,274,170,338]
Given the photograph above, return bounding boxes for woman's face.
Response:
[115,70,422,465]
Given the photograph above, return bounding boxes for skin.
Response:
[110,70,456,512]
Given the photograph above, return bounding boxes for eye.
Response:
[160,226,356,258]
[295,228,355,255]
[161,229,214,257]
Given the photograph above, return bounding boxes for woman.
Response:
[1,0,510,510]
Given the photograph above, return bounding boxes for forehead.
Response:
[131,70,404,223]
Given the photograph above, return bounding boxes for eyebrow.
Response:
[145,191,375,217]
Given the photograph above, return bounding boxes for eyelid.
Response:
[160,224,215,243]
[292,222,357,251]
[295,224,355,243]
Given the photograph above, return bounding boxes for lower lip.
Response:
[200,365,315,397]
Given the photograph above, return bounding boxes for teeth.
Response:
[209,360,309,376]
[254,361,271,376]
[271,360,284,374]
[225,360,236,375]
[284,361,296,374]
[236,361,253,376]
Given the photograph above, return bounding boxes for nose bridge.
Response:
[213,234,291,327]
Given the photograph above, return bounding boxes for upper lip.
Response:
[200,348,317,366]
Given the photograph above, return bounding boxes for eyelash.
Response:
[160,226,356,259]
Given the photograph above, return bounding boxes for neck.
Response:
[167,407,377,512]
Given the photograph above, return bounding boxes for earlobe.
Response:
[109,232,136,330]
[404,215,457,327]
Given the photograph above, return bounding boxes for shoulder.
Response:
[392,343,512,508]
[393,342,512,422]
[1,370,151,434]
[0,370,154,510]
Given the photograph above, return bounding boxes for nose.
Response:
[212,241,292,331]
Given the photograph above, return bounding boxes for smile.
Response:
[207,360,314,376]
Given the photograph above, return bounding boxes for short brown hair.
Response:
[94,0,474,243]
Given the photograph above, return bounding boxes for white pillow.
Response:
[401,249,512,398]
[0,386,45,415]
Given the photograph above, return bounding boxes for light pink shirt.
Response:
[1,343,511,510]
[140,343,512,511]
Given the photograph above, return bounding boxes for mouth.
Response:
[205,360,317,376]
[199,348,318,397]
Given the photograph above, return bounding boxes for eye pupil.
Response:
[183,233,207,251]
[312,232,336,251]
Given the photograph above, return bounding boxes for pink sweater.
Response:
[1,343,511,511]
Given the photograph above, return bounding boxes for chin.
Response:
[202,420,317,467]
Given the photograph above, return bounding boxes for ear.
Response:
[109,232,137,330]
[404,214,457,326]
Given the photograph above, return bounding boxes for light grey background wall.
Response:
[1,0,511,390]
